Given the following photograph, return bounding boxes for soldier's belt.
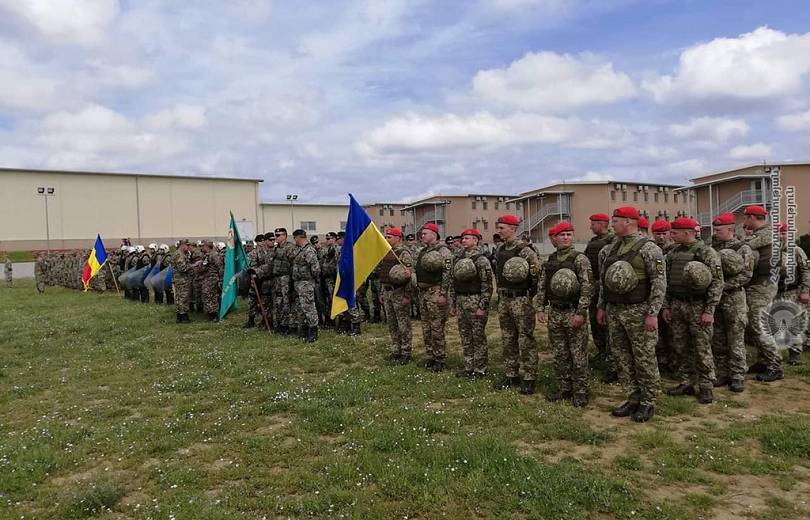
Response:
[454,290,482,296]
[498,288,529,297]
[382,283,406,291]
[549,301,577,310]
[669,294,707,303]
[418,282,441,290]
[723,286,743,294]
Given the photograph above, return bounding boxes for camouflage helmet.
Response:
[419,250,445,273]
[453,258,477,281]
[503,256,529,283]
[604,260,639,294]
[550,268,580,299]
[684,261,712,290]
[388,264,411,285]
[718,248,744,277]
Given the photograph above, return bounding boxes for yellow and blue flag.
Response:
[81,234,108,291]
[330,194,391,319]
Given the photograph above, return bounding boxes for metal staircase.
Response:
[696,189,766,226]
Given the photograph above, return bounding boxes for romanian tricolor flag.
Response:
[330,194,392,319]
[81,234,108,291]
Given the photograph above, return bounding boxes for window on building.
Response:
[644,192,649,203]
[495,201,500,210]
[673,193,678,204]
[340,221,347,230]
[483,221,489,230]
[516,202,522,210]
[301,221,317,231]
[472,200,477,210]
[506,202,512,210]
[389,209,394,217]
[633,192,638,202]
[654,193,659,203]
[473,221,479,230]
[622,191,627,202]
[482,201,488,210]
[610,191,616,201]
[379,208,384,216]
[664,193,669,203]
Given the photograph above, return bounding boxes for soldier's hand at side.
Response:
[536,311,546,323]
[449,307,456,317]
[474,309,486,319]
[569,314,585,328]
[800,293,810,304]
[700,312,714,327]
[596,309,607,326]
[644,314,658,332]
[400,297,410,306]
[662,308,671,322]
[436,295,447,307]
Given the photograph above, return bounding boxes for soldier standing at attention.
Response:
[777,223,810,365]
[3,253,11,288]
[190,241,204,312]
[651,219,676,374]
[584,213,615,381]
[415,223,453,372]
[243,234,266,328]
[493,214,542,395]
[379,227,416,363]
[742,205,784,382]
[711,213,753,391]
[291,230,321,342]
[449,228,493,379]
[199,241,223,322]
[597,206,666,423]
[171,240,194,323]
[536,222,594,407]
[320,232,339,328]
[271,228,296,335]
[663,217,724,404]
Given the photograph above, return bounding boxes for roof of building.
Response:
[261,202,348,207]
[400,193,517,210]
[0,166,264,183]
[515,179,684,197]
[690,162,810,182]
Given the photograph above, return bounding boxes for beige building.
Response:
[0,167,262,251]
[510,180,692,247]
[681,162,810,237]
[365,202,412,234]
[400,193,519,241]
[259,202,348,236]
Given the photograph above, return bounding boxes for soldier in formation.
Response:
[379,227,416,363]
[584,213,615,381]
[3,253,11,288]
[415,223,453,371]
[651,219,675,374]
[291,229,321,342]
[171,239,194,323]
[199,241,223,321]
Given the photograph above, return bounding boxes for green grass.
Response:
[4,250,35,262]
[2,280,810,519]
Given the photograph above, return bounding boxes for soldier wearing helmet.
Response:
[415,223,453,371]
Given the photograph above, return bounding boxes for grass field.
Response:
[2,280,809,519]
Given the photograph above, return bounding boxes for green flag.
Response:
[219,212,249,320]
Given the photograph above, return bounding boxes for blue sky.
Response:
[1,0,809,203]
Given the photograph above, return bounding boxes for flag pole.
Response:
[107,262,120,294]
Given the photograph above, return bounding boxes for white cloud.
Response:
[0,0,120,45]
[43,104,132,133]
[570,171,615,182]
[355,111,629,156]
[668,117,749,141]
[82,61,155,88]
[644,27,810,102]
[777,110,810,131]
[472,51,636,112]
[0,41,60,111]
[144,104,207,130]
[729,142,772,160]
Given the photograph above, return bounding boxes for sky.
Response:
[1,0,810,204]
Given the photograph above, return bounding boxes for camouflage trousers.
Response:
[382,286,412,357]
[323,277,335,319]
[272,276,292,327]
[712,288,748,382]
[456,294,489,374]
[548,305,590,394]
[418,285,449,363]
[293,279,319,327]
[193,278,203,311]
[668,299,716,389]
[498,294,538,380]
[656,313,675,374]
[778,288,810,353]
[358,280,371,319]
[5,271,11,288]
[173,278,193,314]
[745,283,782,371]
[589,288,609,359]
[201,277,220,314]
[606,302,660,406]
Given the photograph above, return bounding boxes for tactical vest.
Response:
[585,233,613,280]
[453,253,483,294]
[749,235,774,285]
[603,237,651,304]
[666,242,709,300]
[137,253,150,269]
[321,246,338,276]
[496,243,532,291]
[778,249,800,293]
[378,249,406,286]
[273,243,292,276]
[292,245,315,281]
[544,249,582,305]
[416,245,445,286]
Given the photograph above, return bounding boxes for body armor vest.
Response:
[603,237,650,304]
[750,237,774,285]
[416,245,445,286]
[585,233,613,280]
[378,249,401,285]
[453,254,483,294]
[667,242,709,300]
[273,243,292,276]
[292,245,314,281]
[544,249,582,304]
[496,243,531,290]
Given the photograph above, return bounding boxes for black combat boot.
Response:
[349,322,361,336]
[176,312,183,323]
[494,375,521,390]
[431,361,446,373]
[601,370,618,384]
[747,362,767,374]
[306,327,318,343]
[756,369,784,382]
[166,292,175,305]
[571,392,590,408]
[519,379,536,395]
[545,389,572,402]
[788,350,802,365]
[242,315,256,329]
[611,401,639,417]
[729,379,745,393]
[387,352,401,362]
[697,386,713,404]
[180,313,191,323]
[455,369,474,379]
[713,376,729,388]
[209,312,219,322]
[298,325,307,340]
[631,404,655,423]
[666,383,695,396]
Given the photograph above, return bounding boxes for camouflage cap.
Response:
[453,258,477,281]
[684,261,712,290]
[419,250,445,273]
[718,249,744,276]
[502,256,529,283]
[550,268,580,299]
[604,260,639,294]
[388,264,410,285]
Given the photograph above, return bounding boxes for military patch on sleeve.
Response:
[656,259,664,274]
[716,264,722,276]
[444,258,452,270]
[530,264,539,276]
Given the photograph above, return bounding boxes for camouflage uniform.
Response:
[535,246,593,397]
[380,245,416,359]
[199,249,223,316]
[35,254,45,292]
[449,245,493,375]
[712,237,754,385]
[655,241,678,373]
[584,231,614,359]
[272,241,296,330]
[320,244,339,322]
[778,243,810,356]
[171,248,194,315]
[247,245,272,326]
[744,227,782,373]
[664,241,723,393]
[416,242,453,366]
[4,257,11,288]
[496,240,541,381]
[291,243,321,328]
[598,233,666,407]
[190,246,204,311]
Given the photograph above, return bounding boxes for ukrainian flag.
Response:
[330,194,391,319]
[81,234,108,291]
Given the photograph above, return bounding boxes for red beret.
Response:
[638,216,649,229]
[460,228,482,239]
[549,221,574,236]
[744,205,767,216]
[589,213,610,222]
[497,214,520,226]
[651,219,671,232]
[385,227,403,237]
[712,212,735,226]
[421,223,440,237]
[672,216,699,229]
[613,206,639,219]
[779,223,788,232]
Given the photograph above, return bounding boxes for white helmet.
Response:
[135,245,145,254]
[196,240,203,247]
[216,242,226,251]
[159,244,170,253]
[147,242,157,250]
[127,246,136,254]
[120,245,128,251]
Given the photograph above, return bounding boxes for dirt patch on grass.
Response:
[255,413,293,435]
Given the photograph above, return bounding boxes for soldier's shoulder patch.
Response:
[444,258,452,270]
[530,263,539,275]
[656,259,664,274]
